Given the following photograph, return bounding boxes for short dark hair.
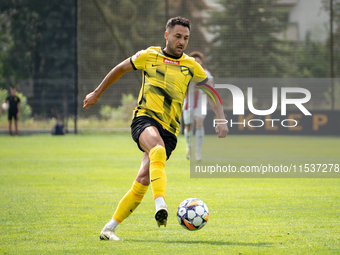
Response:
[166,16,191,31]
[189,51,204,60]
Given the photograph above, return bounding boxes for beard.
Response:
[167,40,184,58]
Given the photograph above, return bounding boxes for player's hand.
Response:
[83,91,99,109]
[17,112,20,119]
[215,123,228,138]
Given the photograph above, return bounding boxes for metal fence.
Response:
[0,0,339,134]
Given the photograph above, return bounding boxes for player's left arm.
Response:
[193,61,228,138]
[198,80,228,138]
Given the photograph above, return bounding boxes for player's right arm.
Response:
[83,58,134,109]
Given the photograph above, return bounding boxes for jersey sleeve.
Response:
[204,69,214,82]
[192,61,208,86]
[130,49,148,70]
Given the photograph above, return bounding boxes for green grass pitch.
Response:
[0,133,339,254]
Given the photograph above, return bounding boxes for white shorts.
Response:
[183,108,194,125]
[183,90,206,125]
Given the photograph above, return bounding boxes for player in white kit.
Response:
[182,51,214,161]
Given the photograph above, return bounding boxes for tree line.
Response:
[0,0,339,118]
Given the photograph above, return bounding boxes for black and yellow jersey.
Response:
[130,46,208,137]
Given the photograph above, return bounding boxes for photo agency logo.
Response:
[192,79,340,178]
[209,84,312,129]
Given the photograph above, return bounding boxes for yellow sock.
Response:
[113,181,148,223]
[149,145,167,200]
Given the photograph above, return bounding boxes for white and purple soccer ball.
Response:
[177,198,209,231]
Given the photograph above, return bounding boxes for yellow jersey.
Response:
[130,46,208,136]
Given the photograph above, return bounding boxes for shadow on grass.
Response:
[128,239,272,246]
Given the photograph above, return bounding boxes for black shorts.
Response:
[131,116,177,159]
[8,111,18,120]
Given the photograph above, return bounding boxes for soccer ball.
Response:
[177,198,209,231]
[2,103,8,110]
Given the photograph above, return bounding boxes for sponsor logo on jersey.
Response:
[163,58,180,65]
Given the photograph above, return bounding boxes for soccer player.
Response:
[83,16,228,241]
[182,51,213,161]
[0,87,21,136]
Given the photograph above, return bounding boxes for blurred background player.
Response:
[0,87,21,136]
[183,52,213,161]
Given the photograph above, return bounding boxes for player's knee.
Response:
[149,145,166,164]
